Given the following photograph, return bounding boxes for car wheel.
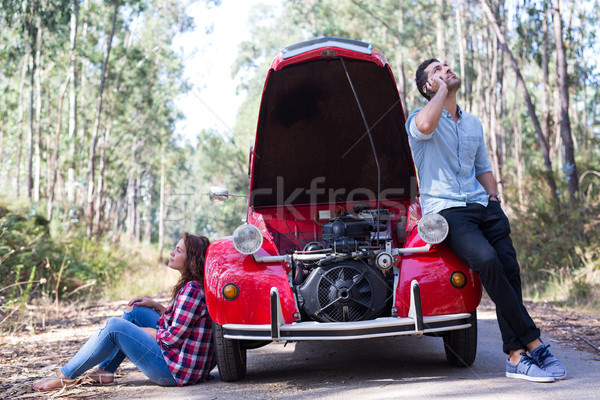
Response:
[214,323,247,381]
[443,310,477,367]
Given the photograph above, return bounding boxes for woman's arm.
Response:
[155,283,203,348]
[128,296,166,314]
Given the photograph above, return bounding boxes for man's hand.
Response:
[415,76,449,135]
[426,75,447,97]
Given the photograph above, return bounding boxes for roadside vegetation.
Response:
[0,198,177,333]
[1,0,599,333]
[509,168,600,310]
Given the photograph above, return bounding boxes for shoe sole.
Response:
[506,372,555,382]
[553,373,567,380]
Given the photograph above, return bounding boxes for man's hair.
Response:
[416,58,439,100]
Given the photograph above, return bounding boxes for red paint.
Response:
[270,47,389,71]
[394,229,482,317]
[205,238,297,326]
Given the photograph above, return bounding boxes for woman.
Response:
[33,233,216,390]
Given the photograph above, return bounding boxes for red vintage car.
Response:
[206,37,482,382]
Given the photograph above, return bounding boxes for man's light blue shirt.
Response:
[405,106,492,215]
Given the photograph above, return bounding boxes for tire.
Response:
[443,310,477,367]
[214,323,247,381]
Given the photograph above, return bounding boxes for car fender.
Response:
[394,229,482,318]
[205,237,297,326]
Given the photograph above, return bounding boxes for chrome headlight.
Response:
[232,224,263,254]
[417,213,449,244]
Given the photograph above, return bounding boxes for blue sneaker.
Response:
[506,353,555,382]
[530,341,567,380]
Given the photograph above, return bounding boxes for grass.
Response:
[0,239,179,334]
[103,241,180,300]
[0,196,181,332]
[535,246,600,310]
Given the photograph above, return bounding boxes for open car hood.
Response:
[250,38,416,207]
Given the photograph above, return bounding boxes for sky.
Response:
[172,0,281,143]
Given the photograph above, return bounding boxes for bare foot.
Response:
[33,371,77,391]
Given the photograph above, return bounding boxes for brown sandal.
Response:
[33,371,78,391]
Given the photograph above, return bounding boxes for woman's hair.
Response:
[171,232,210,300]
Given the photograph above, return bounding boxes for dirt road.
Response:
[2,299,599,399]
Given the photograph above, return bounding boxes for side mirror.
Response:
[209,186,230,202]
[209,186,249,202]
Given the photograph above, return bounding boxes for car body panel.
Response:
[249,41,415,208]
[394,228,482,318]
[205,238,297,325]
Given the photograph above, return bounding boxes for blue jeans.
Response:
[440,202,540,354]
[60,305,177,386]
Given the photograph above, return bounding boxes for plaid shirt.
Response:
[156,281,215,386]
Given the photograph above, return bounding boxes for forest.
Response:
[0,0,599,328]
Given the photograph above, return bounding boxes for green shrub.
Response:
[509,172,600,309]
[0,204,146,304]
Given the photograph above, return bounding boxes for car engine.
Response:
[293,209,396,323]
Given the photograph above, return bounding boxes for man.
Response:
[405,58,566,382]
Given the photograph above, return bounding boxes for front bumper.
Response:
[223,280,473,341]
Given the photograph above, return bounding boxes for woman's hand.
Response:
[128,296,166,314]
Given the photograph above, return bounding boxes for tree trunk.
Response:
[487,31,503,197]
[135,173,142,241]
[436,0,446,60]
[577,9,588,150]
[126,136,138,239]
[541,5,553,159]
[158,158,166,263]
[95,125,109,235]
[551,0,579,203]
[126,175,136,238]
[27,51,36,199]
[570,100,580,152]
[47,75,70,220]
[552,83,562,163]
[482,0,559,204]
[472,35,484,118]
[86,0,120,238]
[76,0,91,205]
[395,4,406,118]
[33,21,42,203]
[455,0,466,106]
[512,82,525,208]
[498,0,507,177]
[67,0,79,204]
[110,188,123,239]
[143,180,152,245]
[16,61,27,198]
[0,120,3,179]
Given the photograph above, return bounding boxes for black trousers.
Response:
[440,202,540,354]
